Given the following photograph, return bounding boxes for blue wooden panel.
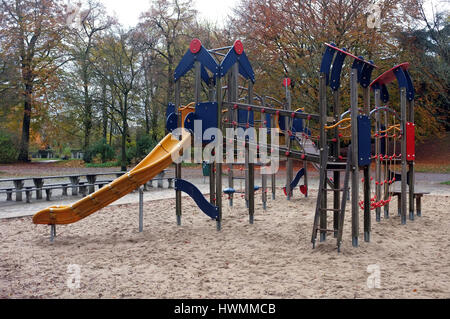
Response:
[266,113,272,132]
[183,112,196,133]
[166,112,177,133]
[174,49,194,82]
[393,67,408,88]
[357,115,372,166]
[174,47,219,83]
[166,103,175,119]
[360,62,375,88]
[292,110,305,135]
[330,50,347,91]
[195,102,218,143]
[220,49,255,82]
[381,84,390,103]
[320,44,336,85]
[237,51,255,82]
[404,70,415,101]
[238,109,254,126]
[352,58,365,83]
[278,114,287,131]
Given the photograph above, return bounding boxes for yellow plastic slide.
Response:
[33,131,191,225]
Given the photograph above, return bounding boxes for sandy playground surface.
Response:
[0,187,449,299]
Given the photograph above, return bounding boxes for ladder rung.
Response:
[319,208,341,212]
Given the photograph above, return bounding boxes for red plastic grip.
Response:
[406,122,415,162]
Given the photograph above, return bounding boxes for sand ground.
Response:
[0,185,449,299]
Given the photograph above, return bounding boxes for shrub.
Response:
[0,130,19,163]
[85,139,115,163]
[136,134,157,159]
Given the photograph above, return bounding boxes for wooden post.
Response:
[285,84,293,200]
[400,87,407,225]
[261,94,268,210]
[332,90,341,238]
[216,75,223,231]
[175,79,182,226]
[408,99,415,220]
[363,85,371,242]
[383,110,390,218]
[248,80,255,218]
[374,90,382,222]
[350,68,359,247]
[319,73,328,242]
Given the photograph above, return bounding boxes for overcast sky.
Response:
[93,0,448,28]
[98,0,239,27]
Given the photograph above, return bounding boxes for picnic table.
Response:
[0,169,173,203]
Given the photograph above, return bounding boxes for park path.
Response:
[0,162,449,220]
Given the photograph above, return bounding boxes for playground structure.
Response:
[165,39,417,251]
[31,39,418,252]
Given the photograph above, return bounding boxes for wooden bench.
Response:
[391,190,430,218]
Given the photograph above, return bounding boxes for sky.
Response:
[86,0,448,28]
[97,0,239,27]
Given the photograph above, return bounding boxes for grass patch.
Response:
[414,163,450,174]
[441,181,450,186]
[181,162,201,168]
[85,161,120,168]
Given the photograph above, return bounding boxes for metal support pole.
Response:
[139,186,144,232]
[50,225,56,243]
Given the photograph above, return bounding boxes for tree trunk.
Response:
[17,83,33,162]
[167,58,174,105]
[83,77,92,153]
[151,102,158,141]
[144,99,151,134]
[120,116,128,171]
[120,96,128,171]
[102,83,108,140]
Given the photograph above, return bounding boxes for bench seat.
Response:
[391,190,430,217]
